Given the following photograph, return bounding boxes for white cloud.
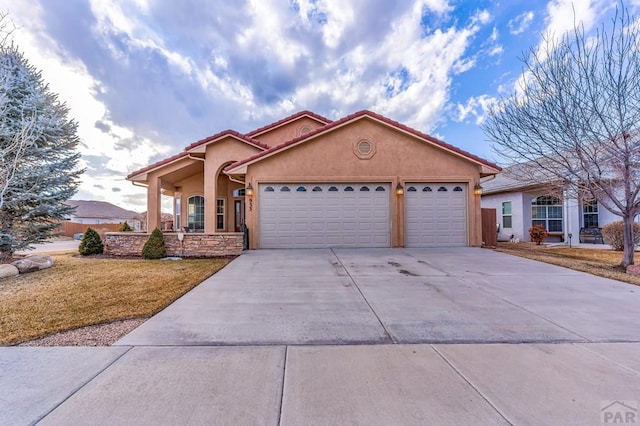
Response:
[508,11,534,35]
[0,0,495,210]
[455,95,498,125]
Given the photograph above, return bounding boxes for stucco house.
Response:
[122,110,500,253]
[480,169,620,244]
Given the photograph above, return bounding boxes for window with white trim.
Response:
[502,201,512,229]
[582,199,599,227]
[532,196,563,232]
[187,196,204,231]
[175,197,181,230]
[216,198,225,231]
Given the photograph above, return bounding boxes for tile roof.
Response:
[226,110,502,173]
[127,130,269,180]
[184,129,269,151]
[66,200,139,219]
[127,151,189,180]
[244,110,332,138]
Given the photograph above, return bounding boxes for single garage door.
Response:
[405,183,467,247]
[259,183,390,248]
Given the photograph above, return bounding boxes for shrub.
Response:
[78,227,104,255]
[529,225,548,245]
[601,221,640,251]
[119,221,133,232]
[142,228,166,259]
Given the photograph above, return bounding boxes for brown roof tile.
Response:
[244,110,332,138]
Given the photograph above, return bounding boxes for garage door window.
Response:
[423,186,432,192]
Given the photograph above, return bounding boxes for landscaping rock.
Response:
[26,254,54,269]
[626,264,640,276]
[0,264,19,278]
[11,255,53,274]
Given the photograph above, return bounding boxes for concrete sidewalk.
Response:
[2,248,640,425]
[2,343,639,425]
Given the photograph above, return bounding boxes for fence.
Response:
[481,208,498,248]
[57,222,122,238]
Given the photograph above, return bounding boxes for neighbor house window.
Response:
[583,199,599,227]
[187,196,204,231]
[175,197,181,230]
[502,201,512,229]
[532,196,563,232]
[216,198,225,231]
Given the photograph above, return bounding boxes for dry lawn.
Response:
[0,252,228,345]
[495,242,640,286]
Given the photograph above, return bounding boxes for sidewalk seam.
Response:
[574,343,640,376]
[277,346,289,426]
[35,346,134,424]
[431,345,514,426]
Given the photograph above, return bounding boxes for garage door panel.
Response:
[406,183,467,247]
[259,183,390,248]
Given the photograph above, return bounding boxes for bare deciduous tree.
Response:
[484,4,640,267]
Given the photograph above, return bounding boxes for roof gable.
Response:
[244,110,332,138]
[226,110,501,174]
[184,129,269,153]
[127,130,268,180]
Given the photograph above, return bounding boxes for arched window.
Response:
[360,186,370,191]
[375,186,386,192]
[423,186,432,192]
[264,186,275,192]
[187,196,205,231]
[296,186,307,192]
[407,186,417,192]
[328,186,339,192]
[438,186,448,192]
[312,186,323,192]
[344,186,354,192]
[453,186,463,192]
[532,196,563,232]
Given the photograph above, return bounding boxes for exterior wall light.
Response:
[474,183,483,196]
[395,183,404,195]
[246,182,254,197]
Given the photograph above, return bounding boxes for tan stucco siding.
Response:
[252,117,327,148]
[244,118,483,248]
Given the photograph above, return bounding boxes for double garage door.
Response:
[258,182,467,248]
[259,183,390,248]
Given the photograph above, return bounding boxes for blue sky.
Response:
[0,0,635,211]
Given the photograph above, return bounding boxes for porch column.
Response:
[147,174,162,232]
[204,156,217,234]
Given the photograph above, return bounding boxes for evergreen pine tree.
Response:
[142,228,166,259]
[119,221,133,232]
[0,43,83,259]
[78,227,104,255]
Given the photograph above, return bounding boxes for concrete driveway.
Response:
[117,248,640,346]
[3,248,640,425]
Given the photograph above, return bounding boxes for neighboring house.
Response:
[66,200,142,231]
[480,168,619,244]
[127,110,501,249]
[136,212,174,232]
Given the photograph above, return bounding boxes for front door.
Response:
[234,199,245,232]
